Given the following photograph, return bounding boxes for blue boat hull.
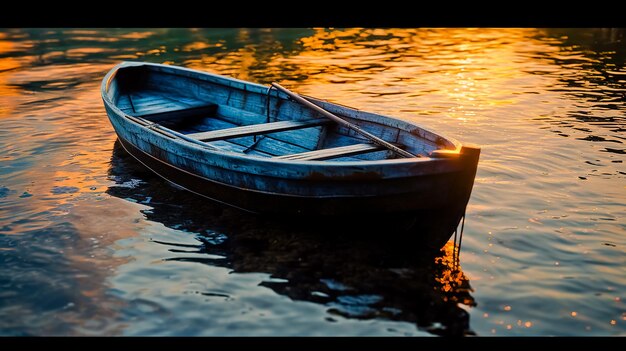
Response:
[102,62,480,248]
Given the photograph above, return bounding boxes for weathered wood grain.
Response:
[272,82,416,158]
[101,61,480,233]
[187,118,328,142]
[138,104,218,122]
[276,143,382,161]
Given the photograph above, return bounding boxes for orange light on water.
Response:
[181,28,559,128]
[432,242,475,304]
[0,39,26,116]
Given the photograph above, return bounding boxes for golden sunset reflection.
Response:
[435,242,475,306]
[0,39,29,115]
[1,28,624,336]
[181,28,567,129]
[0,30,131,332]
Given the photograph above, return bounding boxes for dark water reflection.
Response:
[107,142,474,336]
[1,28,625,336]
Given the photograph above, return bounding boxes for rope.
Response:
[453,212,467,271]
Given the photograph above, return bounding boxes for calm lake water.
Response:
[0,28,624,336]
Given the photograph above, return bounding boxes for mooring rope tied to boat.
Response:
[452,212,466,271]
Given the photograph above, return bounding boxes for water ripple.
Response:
[0,28,624,336]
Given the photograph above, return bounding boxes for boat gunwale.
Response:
[115,134,451,201]
[101,61,466,168]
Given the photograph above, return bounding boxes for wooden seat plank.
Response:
[187,118,329,142]
[137,104,218,122]
[275,143,382,161]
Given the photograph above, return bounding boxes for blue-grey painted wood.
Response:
[276,143,382,161]
[187,118,329,142]
[138,104,217,122]
[101,61,481,233]
[271,82,416,159]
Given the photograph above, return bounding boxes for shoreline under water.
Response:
[0,28,624,336]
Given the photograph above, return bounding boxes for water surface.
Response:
[0,28,624,336]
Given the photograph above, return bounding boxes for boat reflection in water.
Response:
[107,141,476,336]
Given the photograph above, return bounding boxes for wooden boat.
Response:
[101,62,480,247]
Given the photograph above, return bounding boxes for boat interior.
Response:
[111,65,452,161]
